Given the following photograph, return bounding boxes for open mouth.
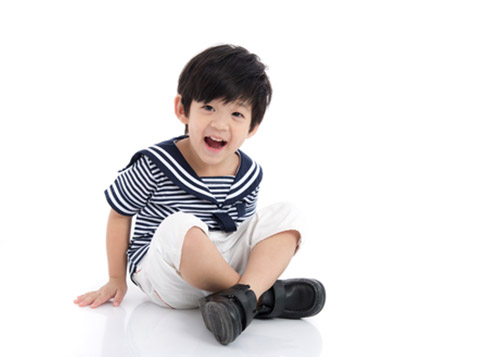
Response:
[204,136,227,150]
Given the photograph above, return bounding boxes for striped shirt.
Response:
[104,136,262,277]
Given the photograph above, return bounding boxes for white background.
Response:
[1,0,499,356]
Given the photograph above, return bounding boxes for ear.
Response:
[174,95,189,125]
[247,124,260,139]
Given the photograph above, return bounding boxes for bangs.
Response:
[189,56,263,106]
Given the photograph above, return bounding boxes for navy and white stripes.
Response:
[104,136,262,277]
[105,156,157,216]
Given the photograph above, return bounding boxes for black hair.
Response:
[177,44,272,134]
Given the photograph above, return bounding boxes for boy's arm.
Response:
[106,209,132,282]
[74,209,132,308]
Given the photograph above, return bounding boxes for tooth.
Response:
[210,136,223,142]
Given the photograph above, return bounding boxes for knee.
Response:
[267,202,304,228]
[152,212,208,271]
[264,202,304,247]
[277,201,302,218]
[182,226,208,255]
[155,212,207,241]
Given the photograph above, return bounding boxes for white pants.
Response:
[132,202,304,309]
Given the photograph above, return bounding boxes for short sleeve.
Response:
[104,155,157,216]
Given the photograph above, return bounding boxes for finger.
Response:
[74,294,91,306]
[112,290,126,307]
[79,293,98,307]
[91,292,113,309]
[74,292,93,304]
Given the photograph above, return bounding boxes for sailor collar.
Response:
[124,136,263,230]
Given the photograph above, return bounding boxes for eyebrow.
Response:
[236,101,251,110]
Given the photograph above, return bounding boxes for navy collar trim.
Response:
[126,136,262,206]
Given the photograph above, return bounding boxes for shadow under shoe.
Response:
[256,279,326,319]
[199,284,257,345]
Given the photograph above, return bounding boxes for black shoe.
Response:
[199,284,257,345]
[256,279,326,319]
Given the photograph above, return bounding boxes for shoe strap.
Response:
[223,284,257,330]
[267,280,286,318]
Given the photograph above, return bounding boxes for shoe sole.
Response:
[200,300,242,345]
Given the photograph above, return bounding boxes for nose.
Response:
[210,113,229,131]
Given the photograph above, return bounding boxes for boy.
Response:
[75,44,325,345]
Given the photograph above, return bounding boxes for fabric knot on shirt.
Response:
[212,202,248,232]
[213,212,238,232]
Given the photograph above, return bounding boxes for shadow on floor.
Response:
[97,300,323,356]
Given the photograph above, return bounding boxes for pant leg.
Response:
[133,211,211,309]
[220,202,305,276]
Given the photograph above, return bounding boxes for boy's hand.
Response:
[74,278,127,308]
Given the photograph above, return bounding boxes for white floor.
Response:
[69,289,325,357]
[4,257,500,357]
[3,275,328,357]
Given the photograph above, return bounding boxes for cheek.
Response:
[235,123,252,137]
[231,131,249,147]
[188,123,204,137]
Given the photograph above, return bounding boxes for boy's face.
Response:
[175,95,258,175]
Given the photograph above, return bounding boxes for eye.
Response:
[202,105,215,112]
[232,112,245,119]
